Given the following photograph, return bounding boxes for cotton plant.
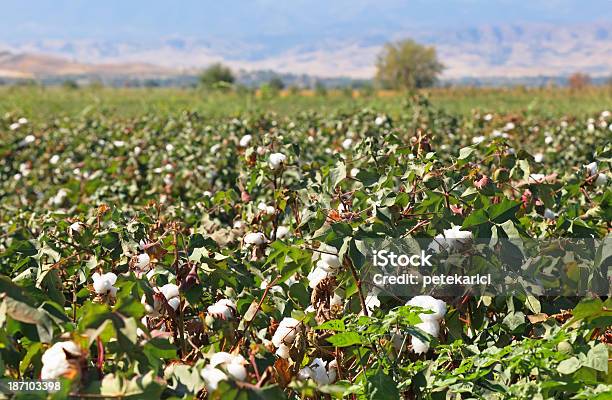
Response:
[307,244,341,289]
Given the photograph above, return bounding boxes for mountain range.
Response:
[0,22,610,82]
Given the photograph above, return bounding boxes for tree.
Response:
[375,39,444,90]
[199,63,235,89]
[568,72,591,91]
[268,76,285,91]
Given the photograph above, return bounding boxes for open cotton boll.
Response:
[268,152,287,170]
[442,225,472,252]
[18,117,28,125]
[276,225,290,239]
[307,265,332,289]
[298,358,337,385]
[244,232,267,246]
[160,283,179,300]
[69,222,83,234]
[9,122,20,130]
[411,336,430,354]
[320,247,341,268]
[41,341,82,379]
[594,173,608,187]
[374,116,385,126]
[272,317,301,355]
[92,272,118,296]
[342,138,353,149]
[239,134,252,147]
[207,299,236,320]
[584,162,598,177]
[135,253,150,269]
[257,202,276,215]
[275,343,291,359]
[201,365,228,392]
[534,153,544,163]
[406,296,447,322]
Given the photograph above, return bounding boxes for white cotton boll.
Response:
[418,320,441,337]
[207,299,236,320]
[9,122,20,130]
[534,153,544,163]
[472,135,485,144]
[594,173,608,187]
[135,253,150,269]
[167,297,180,311]
[544,135,553,145]
[587,123,595,133]
[411,336,430,354]
[244,232,267,246]
[225,361,247,381]
[350,168,360,177]
[50,154,60,164]
[276,225,290,239]
[160,283,179,301]
[92,272,118,296]
[544,208,556,220]
[504,122,515,131]
[442,225,472,252]
[407,296,447,322]
[239,134,252,147]
[298,358,336,385]
[491,129,502,137]
[483,113,493,121]
[18,117,28,125]
[163,174,173,186]
[69,222,83,234]
[210,352,235,367]
[201,365,228,392]
[165,143,174,152]
[269,152,287,170]
[342,138,353,149]
[134,146,142,156]
[40,341,81,379]
[427,233,447,253]
[23,134,35,144]
[275,343,291,359]
[113,140,125,147]
[374,116,385,126]
[271,317,300,347]
[257,202,275,215]
[602,110,611,118]
[307,266,331,289]
[256,146,266,155]
[330,293,343,307]
[14,173,22,181]
[320,249,340,268]
[584,162,598,177]
[560,121,568,128]
[528,173,546,184]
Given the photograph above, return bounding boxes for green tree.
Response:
[375,39,444,90]
[199,63,235,89]
[268,76,285,91]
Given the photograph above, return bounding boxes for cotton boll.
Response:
[440,225,472,252]
[417,320,441,337]
[50,154,60,164]
[18,117,28,125]
[207,299,236,320]
[350,168,360,177]
[375,116,385,126]
[135,253,150,269]
[276,225,290,239]
[69,222,83,234]
[587,123,595,133]
[365,292,381,312]
[342,138,353,149]
[275,343,291,359]
[160,283,179,300]
[544,135,553,144]
[320,249,340,268]
[271,317,300,348]
[411,336,430,354]
[201,365,228,392]
[594,173,608,187]
[244,232,267,246]
[407,296,447,322]
[257,202,275,215]
[41,341,82,379]
[239,134,252,147]
[307,265,331,289]
[298,358,337,385]
[584,162,598,176]
[92,272,118,296]
[534,153,544,163]
[472,136,485,144]
[269,152,287,170]
[9,122,20,130]
[330,293,343,307]
[167,297,180,311]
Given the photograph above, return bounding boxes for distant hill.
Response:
[1,22,610,81]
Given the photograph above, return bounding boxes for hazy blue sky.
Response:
[2,0,611,42]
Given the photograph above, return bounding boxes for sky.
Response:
[2,0,611,43]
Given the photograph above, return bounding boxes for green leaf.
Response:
[458,146,476,160]
[327,332,363,347]
[366,369,400,400]
[314,319,346,331]
[584,344,609,373]
[557,357,581,375]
